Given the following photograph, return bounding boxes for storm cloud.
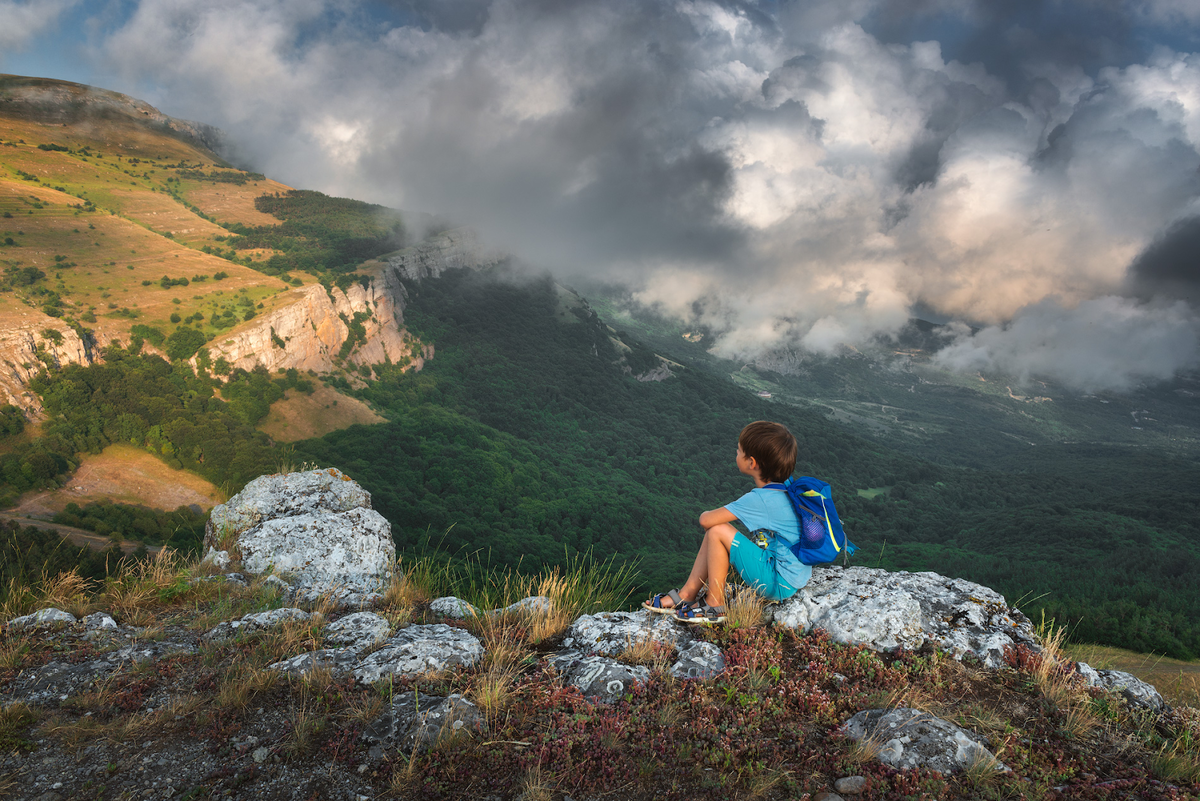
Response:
[9,0,1200,391]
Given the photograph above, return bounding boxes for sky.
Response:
[4,0,1200,392]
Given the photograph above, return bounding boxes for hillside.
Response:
[0,534,1197,801]
[1,76,1198,668]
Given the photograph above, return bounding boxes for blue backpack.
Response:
[765,476,857,565]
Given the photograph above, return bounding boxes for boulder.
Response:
[7,608,77,631]
[325,612,392,650]
[203,468,395,607]
[204,607,311,642]
[561,610,694,656]
[773,566,1036,667]
[353,624,484,684]
[1076,662,1166,710]
[550,651,650,703]
[430,597,478,619]
[844,708,1009,774]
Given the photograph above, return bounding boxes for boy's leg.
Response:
[680,523,737,607]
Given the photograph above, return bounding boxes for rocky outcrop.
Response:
[194,282,423,376]
[1077,662,1166,710]
[844,708,1009,774]
[0,321,93,412]
[382,229,503,282]
[772,566,1036,668]
[203,468,395,607]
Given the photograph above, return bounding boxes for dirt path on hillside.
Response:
[0,513,160,556]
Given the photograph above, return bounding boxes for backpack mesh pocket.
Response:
[799,510,826,548]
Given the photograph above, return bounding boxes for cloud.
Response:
[932,296,1200,392]
[0,0,76,52]
[66,0,1200,390]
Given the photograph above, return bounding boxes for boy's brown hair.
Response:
[739,421,797,483]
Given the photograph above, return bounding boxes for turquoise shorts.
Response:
[729,532,798,601]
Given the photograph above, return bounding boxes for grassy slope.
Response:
[0,108,304,352]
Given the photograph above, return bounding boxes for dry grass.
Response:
[844,729,888,766]
[470,664,520,718]
[725,586,769,629]
[0,633,32,670]
[39,568,95,618]
[744,766,790,799]
[217,666,280,711]
[517,764,554,801]
[961,746,1007,788]
[617,636,673,673]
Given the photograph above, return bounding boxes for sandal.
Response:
[643,589,685,615]
[676,604,727,625]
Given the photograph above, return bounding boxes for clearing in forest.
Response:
[258,382,385,443]
[12,443,222,518]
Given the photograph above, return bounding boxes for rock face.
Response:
[844,708,1009,774]
[203,468,394,606]
[773,566,1036,667]
[383,229,503,282]
[194,282,424,377]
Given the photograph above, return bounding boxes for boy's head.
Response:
[738,421,797,483]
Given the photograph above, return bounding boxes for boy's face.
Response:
[736,445,760,479]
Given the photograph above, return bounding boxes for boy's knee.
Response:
[705,523,737,546]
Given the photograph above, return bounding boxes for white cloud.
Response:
[59,0,1200,390]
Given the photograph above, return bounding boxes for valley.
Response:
[1,76,1198,669]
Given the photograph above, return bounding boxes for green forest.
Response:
[3,262,1199,659]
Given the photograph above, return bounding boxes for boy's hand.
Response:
[699,506,737,529]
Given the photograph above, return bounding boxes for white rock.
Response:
[561,611,694,656]
[201,548,231,571]
[7,608,77,631]
[1076,662,1165,710]
[202,469,395,605]
[670,641,725,680]
[205,468,373,540]
[325,612,391,650]
[83,612,118,631]
[844,708,1009,774]
[267,648,360,677]
[773,567,1035,667]
[496,596,551,616]
[550,652,650,703]
[353,624,484,684]
[204,607,312,641]
[430,597,478,619]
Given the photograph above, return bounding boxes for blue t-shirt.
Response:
[725,486,812,590]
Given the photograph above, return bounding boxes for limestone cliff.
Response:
[0,228,502,416]
[192,282,423,376]
[0,319,94,412]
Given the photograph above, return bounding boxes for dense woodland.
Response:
[218,190,407,277]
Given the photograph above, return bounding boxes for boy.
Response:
[643,420,811,624]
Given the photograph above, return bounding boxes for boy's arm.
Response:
[699,506,738,530]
